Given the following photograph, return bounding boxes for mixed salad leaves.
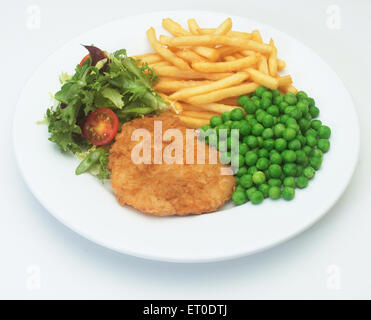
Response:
[45,45,168,181]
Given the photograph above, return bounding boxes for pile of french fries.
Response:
[132,17,297,129]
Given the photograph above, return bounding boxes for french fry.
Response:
[155,79,213,93]
[188,18,201,35]
[182,103,207,112]
[258,55,269,74]
[277,75,292,87]
[182,111,218,119]
[132,54,163,64]
[214,18,232,35]
[194,103,242,114]
[146,28,191,71]
[192,55,257,73]
[191,46,220,61]
[158,93,183,114]
[277,59,286,70]
[247,68,278,90]
[149,61,172,67]
[175,49,207,63]
[160,35,272,54]
[152,66,234,80]
[251,30,263,43]
[217,97,239,106]
[199,28,251,39]
[169,72,249,101]
[268,39,278,77]
[187,82,259,105]
[217,46,242,58]
[234,53,244,59]
[224,55,237,62]
[285,85,298,94]
[240,49,257,56]
[161,19,219,61]
[162,18,190,36]
[177,116,210,129]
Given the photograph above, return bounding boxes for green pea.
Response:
[250,191,264,204]
[230,108,244,121]
[257,158,269,170]
[296,176,309,189]
[268,178,282,187]
[310,156,322,170]
[256,86,266,97]
[295,150,307,164]
[311,119,322,130]
[252,171,266,185]
[270,152,282,164]
[262,139,275,151]
[273,123,285,138]
[210,115,223,127]
[283,128,297,141]
[232,190,247,205]
[238,95,249,106]
[283,163,297,177]
[252,123,264,136]
[303,145,312,156]
[297,91,308,100]
[318,125,331,139]
[246,187,258,200]
[309,105,320,118]
[268,164,282,178]
[279,102,289,114]
[288,139,301,151]
[262,91,273,100]
[262,128,274,139]
[240,122,251,136]
[258,183,270,198]
[284,92,297,105]
[260,98,271,110]
[247,166,258,175]
[244,100,256,114]
[296,134,307,146]
[231,121,242,130]
[240,174,253,188]
[238,143,249,155]
[312,149,323,158]
[299,118,311,131]
[296,165,304,176]
[275,138,287,151]
[306,134,317,147]
[245,114,254,122]
[272,89,280,97]
[269,186,281,200]
[245,151,258,166]
[303,166,316,179]
[307,97,315,107]
[258,149,269,158]
[273,95,283,105]
[282,150,297,163]
[282,186,295,200]
[245,135,259,148]
[297,100,309,115]
[266,105,279,116]
[289,108,302,120]
[236,166,248,177]
[262,114,274,128]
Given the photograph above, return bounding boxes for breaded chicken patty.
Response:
[108,115,235,216]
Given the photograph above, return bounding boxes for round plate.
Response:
[13,11,360,263]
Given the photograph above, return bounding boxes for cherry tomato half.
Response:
[82,108,119,145]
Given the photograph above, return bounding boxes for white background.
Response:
[1,0,370,299]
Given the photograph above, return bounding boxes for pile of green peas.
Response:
[199,86,331,205]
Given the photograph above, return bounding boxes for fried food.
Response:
[108,115,235,216]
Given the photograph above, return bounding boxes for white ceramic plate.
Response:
[13,11,359,263]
